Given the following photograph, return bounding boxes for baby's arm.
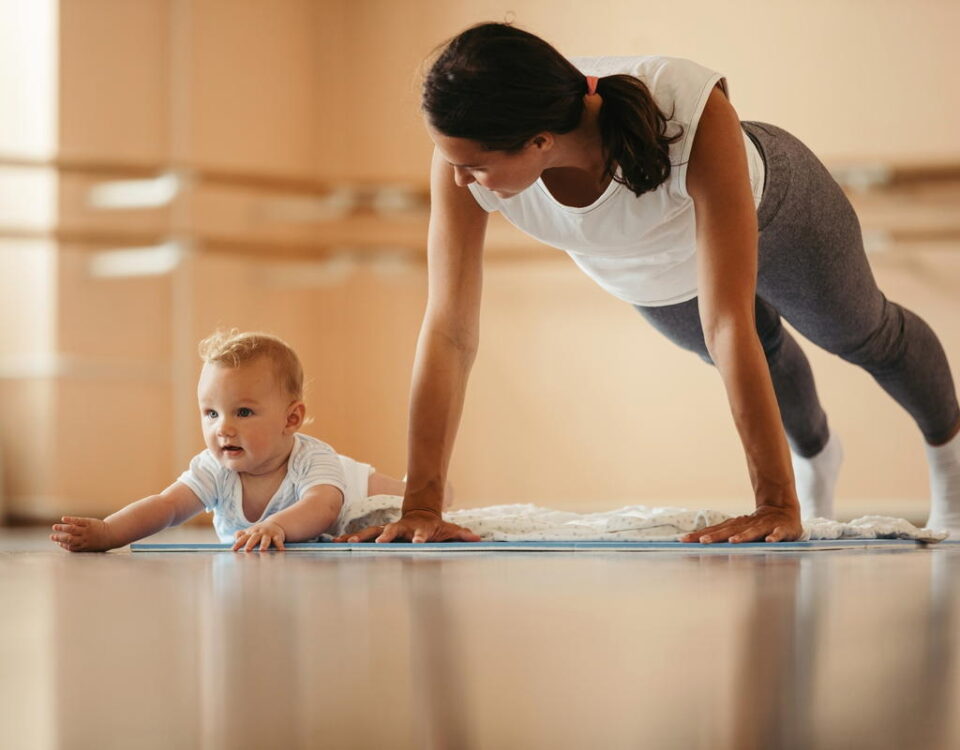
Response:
[50,482,204,552]
[367,471,455,508]
[232,484,344,552]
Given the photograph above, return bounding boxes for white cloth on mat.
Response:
[327,495,948,544]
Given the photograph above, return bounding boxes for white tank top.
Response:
[467,56,765,307]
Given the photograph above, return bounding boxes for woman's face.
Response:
[428,126,552,199]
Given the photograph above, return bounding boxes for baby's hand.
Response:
[50,517,115,552]
[233,521,286,552]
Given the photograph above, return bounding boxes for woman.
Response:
[346,22,960,544]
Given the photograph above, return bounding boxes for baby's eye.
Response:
[205,409,218,419]
[237,407,253,417]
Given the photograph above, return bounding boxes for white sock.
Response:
[926,429,960,535]
[791,433,843,520]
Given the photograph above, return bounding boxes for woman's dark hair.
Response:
[422,23,683,197]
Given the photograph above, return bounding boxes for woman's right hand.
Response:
[333,510,480,544]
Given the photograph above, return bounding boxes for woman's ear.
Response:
[527,132,555,151]
[285,401,306,433]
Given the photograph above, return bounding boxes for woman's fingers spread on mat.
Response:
[699,523,742,544]
[435,524,481,542]
[373,515,432,543]
[352,511,482,544]
[332,526,382,543]
[342,527,382,542]
[410,526,429,544]
[331,513,481,544]
[765,525,794,543]
[752,506,803,542]
[729,526,765,543]
[686,506,803,544]
[681,518,737,543]
[720,505,803,544]
[353,527,384,542]
[409,519,480,543]
[376,523,402,543]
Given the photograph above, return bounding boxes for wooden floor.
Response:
[2,527,959,750]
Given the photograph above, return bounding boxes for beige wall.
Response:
[1,0,958,523]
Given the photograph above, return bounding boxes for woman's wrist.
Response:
[748,460,800,509]
[754,494,800,512]
[400,505,443,518]
[401,481,446,517]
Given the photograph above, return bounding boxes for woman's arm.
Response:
[348,148,487,543]
[682,86,802,543]
[367,471,454,507]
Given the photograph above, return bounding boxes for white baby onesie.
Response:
[177,432,372,542]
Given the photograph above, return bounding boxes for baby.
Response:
[50,330,407,552]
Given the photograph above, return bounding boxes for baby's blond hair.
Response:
[198,330,303,400]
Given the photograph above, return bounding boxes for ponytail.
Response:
[594,75,682,196]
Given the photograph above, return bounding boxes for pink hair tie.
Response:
[585,76,599,96]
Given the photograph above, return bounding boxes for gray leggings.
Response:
[637,121,959,457]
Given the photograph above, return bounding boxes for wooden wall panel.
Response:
[0,379,56,519]
[51,378,174,516]
[185,0,350,178]
[0,240,56,358]
[58,0,169,165]
[55,245,173,363]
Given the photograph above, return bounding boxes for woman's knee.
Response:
[827,301,908,371]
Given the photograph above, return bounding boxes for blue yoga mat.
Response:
[130,539,952,553]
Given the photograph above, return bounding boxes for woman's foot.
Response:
[926,427,960,535]
[791,433,843,520]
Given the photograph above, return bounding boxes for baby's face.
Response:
[197,358,301,475]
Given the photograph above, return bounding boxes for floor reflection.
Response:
[1,533,957,750]
[907,550,957,750]
[729,556,821,750]
[199,553,420,748]
[403,557,473,750]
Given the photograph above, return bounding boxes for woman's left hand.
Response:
[681,504,803,544]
